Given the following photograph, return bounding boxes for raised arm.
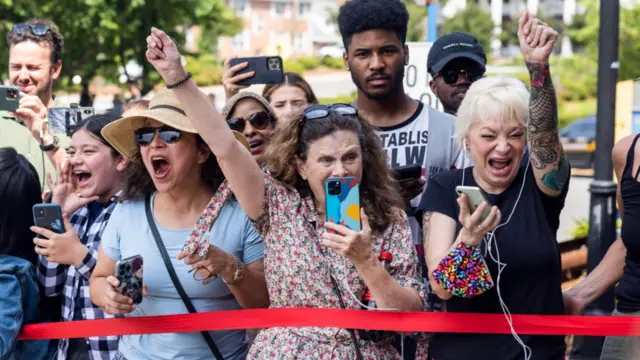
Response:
[518,13,568,197]
[145,28,265,219]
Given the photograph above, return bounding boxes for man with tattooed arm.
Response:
[419,13,570,359]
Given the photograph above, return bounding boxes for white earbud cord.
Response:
[343,260,405,358]
[462,140,532,359]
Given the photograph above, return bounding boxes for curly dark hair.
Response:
[337,0,409,50]
[119,135,224,202]
[7,18,64,64]
[265,110,403,233]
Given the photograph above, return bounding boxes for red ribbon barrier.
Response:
[19,309,640,340]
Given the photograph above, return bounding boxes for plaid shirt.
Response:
[37,197,120,360]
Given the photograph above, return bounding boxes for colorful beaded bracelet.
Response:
[432,242,494,298]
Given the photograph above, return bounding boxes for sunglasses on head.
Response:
[437,67,485,85]
[296,104,359,154]
[227,111,273,133]
[135,125,182,147]
[11,23,50,36]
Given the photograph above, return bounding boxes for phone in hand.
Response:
[455,186,492,222]
[48,106,94,135]
[229,56,284,86]
[115,255,144,304]
[325,177,361,231]
[32,204,64,238]
[393,164,423,182]
[0,85,20,112]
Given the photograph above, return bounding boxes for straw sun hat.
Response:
[101,88,249,160]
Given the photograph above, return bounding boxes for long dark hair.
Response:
[0,147,42,265]
[266,110,403,232]
[120,135,223,201]
[72,114,121,157]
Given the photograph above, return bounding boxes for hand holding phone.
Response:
[455,186,501,246]
[114,255,144,305]
[228,56,284,86]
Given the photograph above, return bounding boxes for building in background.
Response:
[217,0,342,60]
[441,0,578,57]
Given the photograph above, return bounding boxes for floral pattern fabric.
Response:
[246,174,427,360]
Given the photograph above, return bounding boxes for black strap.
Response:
[145,195,224,360]
[329,275,364,360]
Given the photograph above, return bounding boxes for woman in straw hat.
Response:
[89,88,269,360]
[143,27,424,359]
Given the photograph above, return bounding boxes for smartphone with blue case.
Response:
[32,203,64,238]
[324,177,361,231]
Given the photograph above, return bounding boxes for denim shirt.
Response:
[0,255,49,360]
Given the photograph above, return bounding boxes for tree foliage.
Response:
[569,0,640,81]
[0,0,241,90]
[441,3,494,52]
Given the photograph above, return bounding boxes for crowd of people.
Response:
[1,0,638,359]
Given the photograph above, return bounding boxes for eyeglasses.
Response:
[135,125,182,146]
[11,24,50,36]
[436,67,485,85]
[227,111,273,133]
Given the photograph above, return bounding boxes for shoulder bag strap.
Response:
[329,274,364,360]
[145,195,224,360]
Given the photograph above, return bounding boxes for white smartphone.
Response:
[455,186,492,222]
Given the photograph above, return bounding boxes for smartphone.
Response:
[325,177,361,231]
[115,255,144,304]
[0,85,20,112]
[455,186,492,222]
[229,56,284,86]
[393,164,423,182]
[32,204,64,238]
[48,107,94,135]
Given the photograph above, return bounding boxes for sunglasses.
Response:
[227,111,273,133]
[437,67,485,85]
[297,104,359,154]
[135,126,182,147]
[11,23,50,36]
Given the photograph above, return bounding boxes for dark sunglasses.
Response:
[297,104,359,154]
[11,23,50,36]
[437,67,485,85]
[227,111,273,133]
[135,126,182,146]
[303,103,358,121]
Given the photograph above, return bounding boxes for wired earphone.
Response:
[462,138,532,360]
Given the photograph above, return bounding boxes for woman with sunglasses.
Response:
[222,92,277,166]
[89,88,269,360]
[144,27,424,359]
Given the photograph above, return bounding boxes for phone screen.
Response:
[48,107,94,135]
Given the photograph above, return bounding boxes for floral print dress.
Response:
[247,174,426,360]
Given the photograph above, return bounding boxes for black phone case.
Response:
[393,164,423,181]
[0,86,20,112]
[115,255,144,304]
[32,204,64,238]
[229,56,284,86]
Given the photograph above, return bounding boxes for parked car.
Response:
[560,115,596,170]
[316,43,344,59]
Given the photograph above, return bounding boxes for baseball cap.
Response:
[427,32,487,74]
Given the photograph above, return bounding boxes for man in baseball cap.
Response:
[428,32,487,115]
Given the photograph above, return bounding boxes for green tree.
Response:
[0,0,241,91]
[569,0,640,81]
[441,3,494,52]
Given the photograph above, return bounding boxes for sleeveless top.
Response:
[616,134,640,312]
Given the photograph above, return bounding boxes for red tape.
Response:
[20,309,640,340]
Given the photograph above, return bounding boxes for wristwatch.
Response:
[40,136,60,152]
[223,258,244,285]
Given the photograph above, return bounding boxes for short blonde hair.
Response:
[455,76,530,147]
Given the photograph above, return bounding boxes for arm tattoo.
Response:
[422,211,433,253]
[526,62,569,191]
